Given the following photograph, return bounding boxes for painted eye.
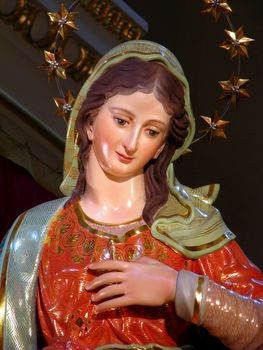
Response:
[114,117,128,126]
[147,129,160,137]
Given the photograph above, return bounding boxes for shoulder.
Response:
[10,197,69,230]
[1,197,69,257]
[26,197,69,216]
[152,179,235,259]
[15,197,70,236]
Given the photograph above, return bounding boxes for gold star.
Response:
[201,0,232,21]
[200,112,230,141]
[48,3,78,38]
[219,73,249,104]
[220,26,255,58]
[54,90,75,122]
[43,50,71,80]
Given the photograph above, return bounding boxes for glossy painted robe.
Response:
[37,201,263,350]
[1,196,262,349]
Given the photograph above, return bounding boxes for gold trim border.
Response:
[76,201,142,226]
[74,202,149,243]
[192,276,205,324]
[183,233,227,252]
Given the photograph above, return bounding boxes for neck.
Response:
[80,148,146,224]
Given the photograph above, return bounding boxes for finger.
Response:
[95,295,131,312]
[132,256,161,265]
[85,272,124,290]
[93,283,126,303]
[88,260,129,272]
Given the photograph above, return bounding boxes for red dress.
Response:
[37,202,263,349]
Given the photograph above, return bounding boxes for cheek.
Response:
[94,133,111,158]
[92,125,118,162]
[96,130,111,146]
[140,139,163,160]
[93,117,120,146]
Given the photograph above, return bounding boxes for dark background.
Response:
[124,0,263,269]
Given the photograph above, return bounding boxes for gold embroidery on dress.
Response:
[50,203,168,263]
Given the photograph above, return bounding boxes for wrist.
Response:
[174,270,208,325]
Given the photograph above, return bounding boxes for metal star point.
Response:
[220,26,255,58]
[201,0,232,21]
[54,90,75,122]
[200,112,230,141]
[219,73,249,104]
[43,50,71,80]
[47,3,78,38]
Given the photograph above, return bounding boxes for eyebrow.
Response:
[145,119,167,127]
[109,106,134,116]
[109,107,168,126]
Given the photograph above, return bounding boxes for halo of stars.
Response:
[199,0,254,142]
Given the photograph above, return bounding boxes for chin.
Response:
[102,166,143,181]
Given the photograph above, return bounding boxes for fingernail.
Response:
[86,281,95,290]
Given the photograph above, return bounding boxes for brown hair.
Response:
[66,58,189,225]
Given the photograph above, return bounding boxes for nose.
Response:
[122,129,140,156]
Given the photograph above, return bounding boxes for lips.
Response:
[116,152,134,163]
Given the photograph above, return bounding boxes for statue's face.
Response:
[86,91,171,180]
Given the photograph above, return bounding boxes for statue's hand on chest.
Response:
[85,256,177,312]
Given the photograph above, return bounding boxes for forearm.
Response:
[175,270,263,350]
[202,279,263,350]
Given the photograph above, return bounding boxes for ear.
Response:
[86,122,94,141]
[153,142,166,159]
